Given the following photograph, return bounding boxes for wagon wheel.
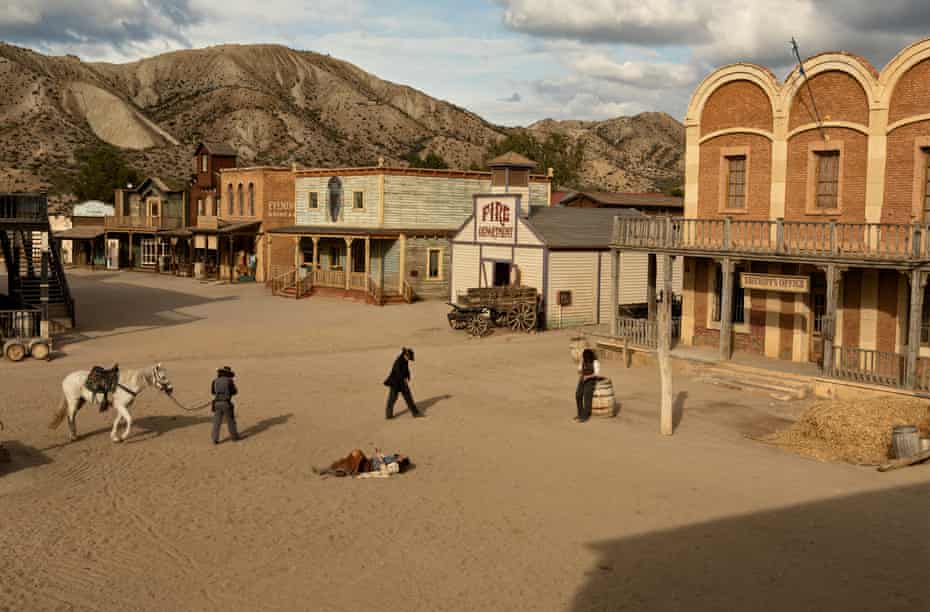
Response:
[467,314,490,337]
[508,302,537,332]
[5,342,26,362]
[30,342,51,361]
[493,310,509,327]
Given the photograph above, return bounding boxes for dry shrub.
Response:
[762,397,930,465]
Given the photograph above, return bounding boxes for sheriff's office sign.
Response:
[475,195,517,243]
[740,273,810,294]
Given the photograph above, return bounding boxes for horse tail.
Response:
[48,396,67,430]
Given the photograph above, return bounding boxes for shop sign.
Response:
[740,273,810,294]
[475,195,517,243]
[267,200,294,217]
[74,201,115,217]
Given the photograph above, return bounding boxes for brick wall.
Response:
[700,81,773,135]
[698,133,772,219]
[784,127,868,222]
[882,119,930,223]
[889,58,930,124]
[876,270,900,353]
[788,70,869,130]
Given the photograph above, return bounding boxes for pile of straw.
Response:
[762,397,930,465]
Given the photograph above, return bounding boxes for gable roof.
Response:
[195,141,238,157]
[135,176,187,194]
[487,152,538,169]
[524,206,645,249]
[560,191,683,209]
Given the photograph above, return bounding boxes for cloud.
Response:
[499,92,522,103]
[571,53,699,89]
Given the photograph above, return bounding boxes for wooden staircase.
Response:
[1,227,76,330]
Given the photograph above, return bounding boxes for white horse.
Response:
[49,364,174,442]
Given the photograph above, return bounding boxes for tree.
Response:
[71,144,142,203]
[486,132,585,188]
[405,151,449,169]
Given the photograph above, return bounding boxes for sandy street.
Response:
[1,270,927,612]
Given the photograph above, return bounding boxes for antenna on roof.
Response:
[791,37,826,140]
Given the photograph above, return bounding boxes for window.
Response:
[201,155,208,173]
[815,151,840,210]
[227,185,234,215]
[248,183,255,216]
[309,192,318,209]
[150,201,159,217]
[427,248,442,280]
[329,244,343,270]
[353,191,364,209]
[197,198,205,216]
[141,239,168,266]
[209,195,217,216]
[237,184,244,216]
[712,264,745,324]
[328,177,342,222]
[725,155,746,210]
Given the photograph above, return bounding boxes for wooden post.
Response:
[609,247,620,337]
[647,253,657,322]
[719,257,733,361]
[775,218,784,253]
[40,240,50,338]
[906,269,926,388]
[230,236,235,283]
[364,236,371,292]
[822,264,840,374]
[294,236,301,298]
[311,236,319,275]
[266,233,272,284]
[344,237,354,290]
[723,217,731,249]
[398,233,407,294]
[829,221,838,255]
[659,253,673,435]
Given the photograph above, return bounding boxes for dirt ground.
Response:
[1,270,928,612]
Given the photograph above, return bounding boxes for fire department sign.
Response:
[474,194,518,244]
[740,273,810,294]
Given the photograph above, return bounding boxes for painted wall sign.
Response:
[73,201,115,217]
[740,273,810,294]
[267,200,294,217]
[475,194,518,244]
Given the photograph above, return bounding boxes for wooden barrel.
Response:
[591,378,616,418]
[569,337,589,363]
[892,425,920,459]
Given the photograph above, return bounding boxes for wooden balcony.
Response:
[104,216,184,231]
[0,194,47,226]
[612,216,930,265]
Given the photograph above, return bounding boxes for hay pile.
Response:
[762,397,930,465]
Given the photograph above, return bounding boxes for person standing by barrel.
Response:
[575,349,600,423]
[384,348,423,419]
[211,366,241,444]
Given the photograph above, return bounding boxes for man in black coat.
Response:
[384,347,422,419]
[211,366,241,444]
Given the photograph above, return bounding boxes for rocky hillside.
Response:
[0,42,683,208]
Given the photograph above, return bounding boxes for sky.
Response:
[3,1,930,126]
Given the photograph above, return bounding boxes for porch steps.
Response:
[689,363,814,401]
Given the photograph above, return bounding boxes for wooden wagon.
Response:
[448,287,539,336]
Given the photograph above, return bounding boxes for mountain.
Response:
[0,42,684,208]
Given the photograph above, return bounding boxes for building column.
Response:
[662,254,674,346]
[364,236,371,292]
[609,247,620,336]
[719,256,734,361]
[822,264,842,374]
[647,253,657,321]
[398,233,407,294]
[230,236,236,283]
[345,237,354,290]
[906,269,927,388]
[129,232,134,268]
[311,237,319,273]
[265,233,272,284]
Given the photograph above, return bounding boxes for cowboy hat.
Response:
[217,366,235,377]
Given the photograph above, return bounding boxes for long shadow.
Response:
[128,414,214,442]
[570,482,930,612]
[0,440,53,476]
[239,413,293,439]
[395,394,452,417]
[672,391,688,431]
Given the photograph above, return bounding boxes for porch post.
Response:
[129,232,134,268]
[663,254,674,346]
[345,237,354,290]
[398,233,407,294]
[266,233,272,284]
[609,247,620,337]
[311,236,319,273]
[823,264,840,375]
[647,253,657,321]
[230,235,235,283]
[365,236,371,292]
[719,256,733,361]
[906,268,927,388]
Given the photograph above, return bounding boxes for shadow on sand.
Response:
[394,394,452,417]
[569,482,930,612]
[0,440,53,476]
[240,413,293,439]
[672,391,688,431]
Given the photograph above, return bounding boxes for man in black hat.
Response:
[384,347,422,419]
[211,366,240,444]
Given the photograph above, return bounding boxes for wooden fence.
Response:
[829,346,906,388]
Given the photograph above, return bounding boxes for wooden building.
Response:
[267,154,551,303]
[107,178,188,271]
[189,142,238,228]
[560,191,684,216]
[55,200,114,269]
[451,198,682,329]
[611,36,930,392]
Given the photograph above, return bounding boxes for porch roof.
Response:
[189,220,262,235]
[55,226,104,240]
[268,225,457,238]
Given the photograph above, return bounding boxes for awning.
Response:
[189,220,262,235]
[55,227,104,240]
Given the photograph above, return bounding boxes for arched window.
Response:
[237,184,244,216]
[327,177,342,222]
[248,183,255,216]
[227,184,234,216]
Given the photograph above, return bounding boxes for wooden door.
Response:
[810,278,826,364]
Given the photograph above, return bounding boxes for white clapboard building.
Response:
[450,194,682,329]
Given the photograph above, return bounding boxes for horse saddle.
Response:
[86,364,119,395]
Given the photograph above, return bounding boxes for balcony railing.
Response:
[104,216,184,230]
[612,217,930,262]
[0,194,47,222]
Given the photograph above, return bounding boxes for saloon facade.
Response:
[612,38,930,389]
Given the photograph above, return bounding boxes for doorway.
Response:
[493,261,511,287]
[810,274,826,364]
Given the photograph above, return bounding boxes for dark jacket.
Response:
[383,354,410,389]
[212,376,238,405]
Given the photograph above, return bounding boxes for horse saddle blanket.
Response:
[86,366,119,395]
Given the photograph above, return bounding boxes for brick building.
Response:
[611,37,930,391]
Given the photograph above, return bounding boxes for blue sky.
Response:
[3,1,930,126]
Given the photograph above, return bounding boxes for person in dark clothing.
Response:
[384,347,422,419]
[211,366,241,444]
[574,349,600,423]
